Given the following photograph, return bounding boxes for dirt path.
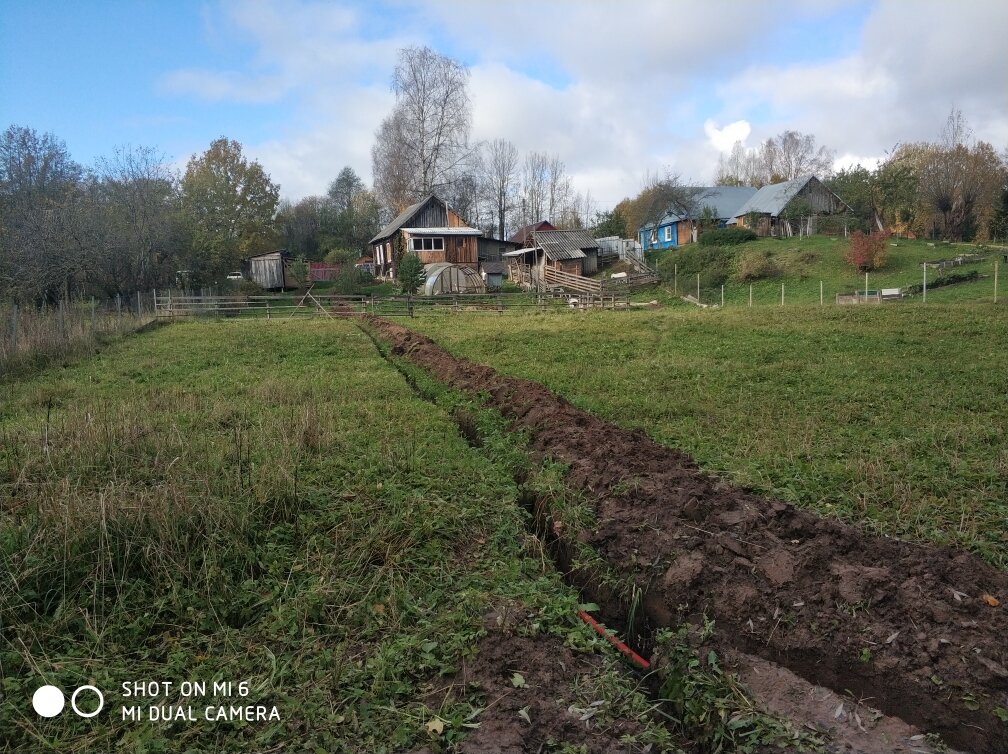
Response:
[363,315,1008,754]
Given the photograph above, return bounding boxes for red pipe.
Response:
[577,610,650,670]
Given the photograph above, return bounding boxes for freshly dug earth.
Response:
[364,315,1008,754]
[432,627,659,754]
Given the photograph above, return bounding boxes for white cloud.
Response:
[704,120,752,153]
[158,0,1008,209]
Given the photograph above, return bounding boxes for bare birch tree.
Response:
[371,46,472,211]
[482,138,519,240]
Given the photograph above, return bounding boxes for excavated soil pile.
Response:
[363,316,1008,754]
[429,627,657,754]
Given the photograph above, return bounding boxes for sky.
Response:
[2,0,1007,211]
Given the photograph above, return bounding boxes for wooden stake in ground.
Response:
[995,260,999,304]
[674,264,677,295]
[923,264,927,303]
[749,283,753,307]
[865,271,869,299]
[721,285,724,307]
[780,283,784,306]
[820,280,823,306]
[696,273,700,302]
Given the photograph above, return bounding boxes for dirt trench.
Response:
[362,315,1008,754]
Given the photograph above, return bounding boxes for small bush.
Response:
[698,228,758,246]
[330,267,375,294]
[238,279,263,296]
[846,230,889,271]
[736,249,782,282]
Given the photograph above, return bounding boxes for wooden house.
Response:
[728,176,849,236]
[368,194,482,278]
[638,186,757,250]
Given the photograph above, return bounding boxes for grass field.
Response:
[644,236,1003,307]
[0,320,673,753]
[409,301,1008,567]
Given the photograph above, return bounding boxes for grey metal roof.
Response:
[731,176,815,218]
[370,195,432,244]
[402,226,482,235]
[531,228,597,261]
[480,261,507,274]
[644,186,759,228]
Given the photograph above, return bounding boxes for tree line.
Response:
[0,126,382,303]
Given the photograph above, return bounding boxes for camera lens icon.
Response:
[32,685,104,718]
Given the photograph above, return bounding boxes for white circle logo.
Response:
[32,685,65,717]
[71,685,104,718]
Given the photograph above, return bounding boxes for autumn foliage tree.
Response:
[180,137,280,282]
[846,230,889,271]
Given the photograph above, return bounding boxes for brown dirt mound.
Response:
[434,627,658,754]
[363,316,1008,754]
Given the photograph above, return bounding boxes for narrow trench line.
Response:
[355,320,660,675]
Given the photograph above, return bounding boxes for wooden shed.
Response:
[369,194,482,278]
[242,250,292,290]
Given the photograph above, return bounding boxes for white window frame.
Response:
[649,229,657,244]
[663,226,672,242]
[409,237,445,252]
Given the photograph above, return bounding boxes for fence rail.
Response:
[154,289,631,319]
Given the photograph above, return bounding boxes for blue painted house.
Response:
[638,185,758,250]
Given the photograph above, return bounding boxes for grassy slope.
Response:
[644,236,1001,306]
[0,320,668,753]
[409,303,1008,566]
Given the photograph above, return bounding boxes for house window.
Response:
[663,226,672,242]
[409,237,444,252]
[649,229,657,245]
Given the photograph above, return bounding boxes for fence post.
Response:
[820,280,823,306]
[749,283,752,307]
[168,289,173,318]
[922,264,927,303]
[136,290,141,316]
[994,260,998,304]
[721,285,724,308]
[116,293,122,318]
[780,283,784,306]
[865,272,868,299]
[58,299,65,341]
[267,300,271,320]
[407,294,414,318]
[674,263,678,295]
[90,297,96,334]
[696,273,700,302]
[153,288,158,316]
[10,302,18,353]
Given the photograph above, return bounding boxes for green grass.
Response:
[0,319,673,753]
[408,302,1008,566]
[647,236,1001,306]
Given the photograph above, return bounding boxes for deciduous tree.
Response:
[371,46,472,211]
[180,137,279,282]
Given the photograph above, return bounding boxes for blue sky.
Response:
[2,1,1006,206]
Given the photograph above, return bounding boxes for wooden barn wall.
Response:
[409,199,448,229]
[249,258,285,289]
[582,249,598,275]
[447,208,464,228]
[558,259,583,276]
[795,179,843,214]
[406,232,478,266]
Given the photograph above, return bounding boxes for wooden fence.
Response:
[153,289,630,319]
